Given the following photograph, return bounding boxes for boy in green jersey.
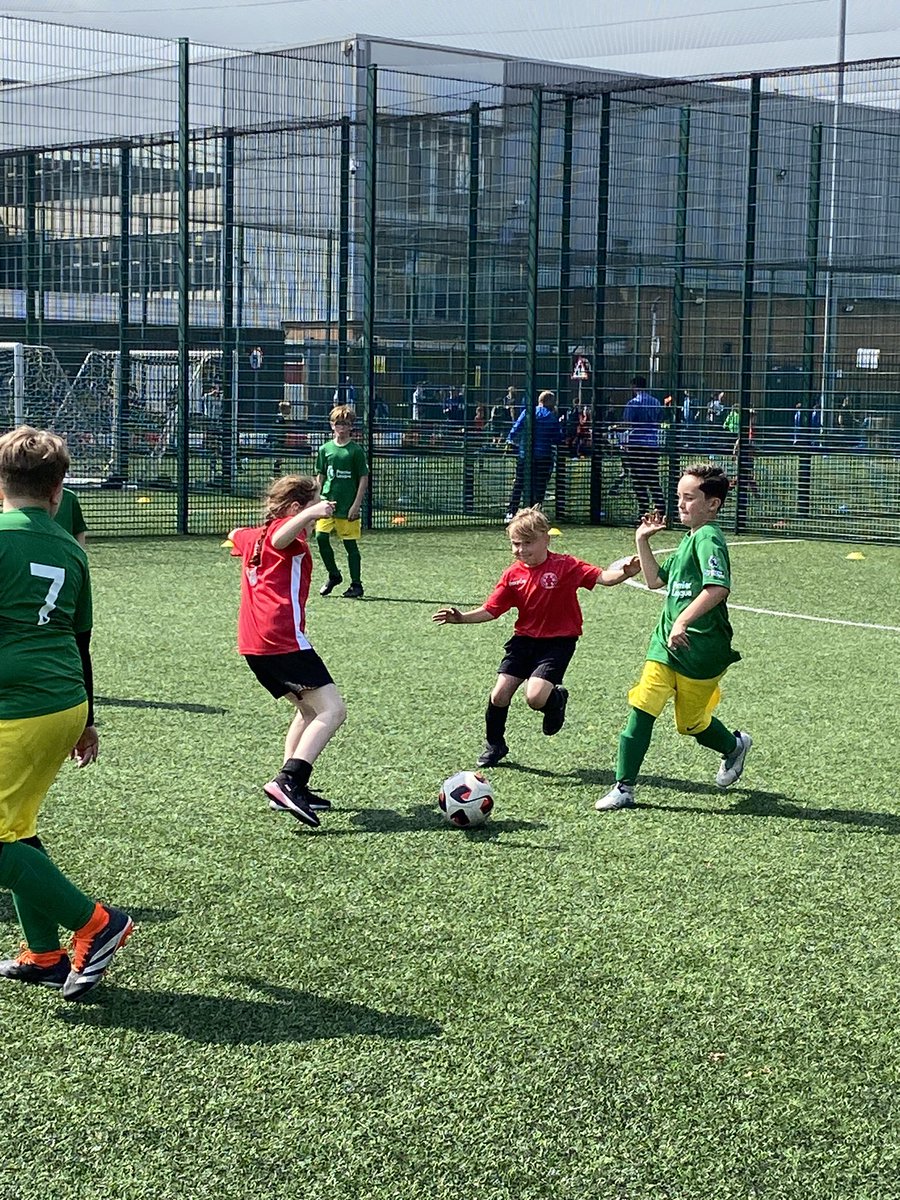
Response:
[315,405,370,599]
[596,463,751,811]
[0,426,132,998]
[54,486,88,547]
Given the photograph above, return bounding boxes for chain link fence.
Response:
[1,20,898,539]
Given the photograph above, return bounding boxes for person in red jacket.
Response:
[433,507,639,767]
[229,475,346,829]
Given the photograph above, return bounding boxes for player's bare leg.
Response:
[265,686,347,825]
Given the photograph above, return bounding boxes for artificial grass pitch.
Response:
[1,528,897,1200]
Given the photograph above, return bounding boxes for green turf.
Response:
[2,528,898,1199]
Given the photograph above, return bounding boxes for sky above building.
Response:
[4,0,900,75]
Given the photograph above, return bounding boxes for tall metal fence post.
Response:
[668,105,691,515]
[463,101,480,515]
[220,130,236,493]
[116,143,131,482]
[524,87,543,507]
[590,92,612,524]
[799,124,823,519]
[736,76,761,534]
[555,96,575,522]
[362,66,378,530]
[338,115,351,398]
[23,152,37,348]
[177,37,191,533]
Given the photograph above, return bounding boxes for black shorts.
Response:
[244,649,334,698]
[497,635,578,686]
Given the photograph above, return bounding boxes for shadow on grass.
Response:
[342,596,480,607]
[58,976,442,1045]
[96,695,227,716]
[649,791,900,834]
[573,769,899,833]
[316,804,545,838]
[502,761,565,779]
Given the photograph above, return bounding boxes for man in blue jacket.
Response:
[505,390,563,522]
[621,376,665,517]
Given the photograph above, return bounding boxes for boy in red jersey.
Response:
[433,508,640,766]
[230,476,347,828]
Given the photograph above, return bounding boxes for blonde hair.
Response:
[329,405,355,426]
[0,426,69,500]
[507,506,550,541]
[537,390,557,410]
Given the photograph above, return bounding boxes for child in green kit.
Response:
[596,463,752,811]
[315,405,370,599]
[0,426,132,999]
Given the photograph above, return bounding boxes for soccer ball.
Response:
[438,771,495,828]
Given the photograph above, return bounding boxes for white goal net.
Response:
[63,348,223,474]
[1,343,224,478]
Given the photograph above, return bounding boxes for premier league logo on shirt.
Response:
[540,572,559,590]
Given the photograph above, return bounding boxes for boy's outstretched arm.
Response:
[432,605,496,626]
[635,511,667,589]
[597,555,641,586]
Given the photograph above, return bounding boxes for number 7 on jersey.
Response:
[30,562,66,625]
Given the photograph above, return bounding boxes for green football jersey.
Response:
[54,488,88,538]
[0,507,93,719]
[315,439,369,518]
[645,522,741,680]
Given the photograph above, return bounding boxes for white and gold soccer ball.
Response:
[438,771,495,828]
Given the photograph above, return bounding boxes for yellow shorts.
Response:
[315,517,361,540]
[628,660,724,736]
[0,702,88,842]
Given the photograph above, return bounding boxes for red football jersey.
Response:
[483,552,602,638]
[230,517,313,654]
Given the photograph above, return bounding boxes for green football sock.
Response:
[342,539,362,585]
[694,718,737,756]
[316,531,339,578]
[13,838,62,954]
[616,707,656,784]
[0,841,94,935]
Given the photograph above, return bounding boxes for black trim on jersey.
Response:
[75,629,94,726]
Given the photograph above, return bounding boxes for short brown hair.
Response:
[507,506,550,541]
[262,474,319,522]
[0,426,69,500]
[682,462,731,505]
[537,390,556,409]
[329,405,355,426]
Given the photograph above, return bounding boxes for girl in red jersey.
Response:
[433,507,640,768]
[230,476,346,828]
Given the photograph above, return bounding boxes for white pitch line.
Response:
[624,536,899,632]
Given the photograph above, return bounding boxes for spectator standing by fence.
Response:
[504,390,563,522]
[621,376,666,517]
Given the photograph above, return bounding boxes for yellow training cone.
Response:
[220,539,234,548]
[136,496,151,504]
[548,527,562,536]
[846,551,865,560]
